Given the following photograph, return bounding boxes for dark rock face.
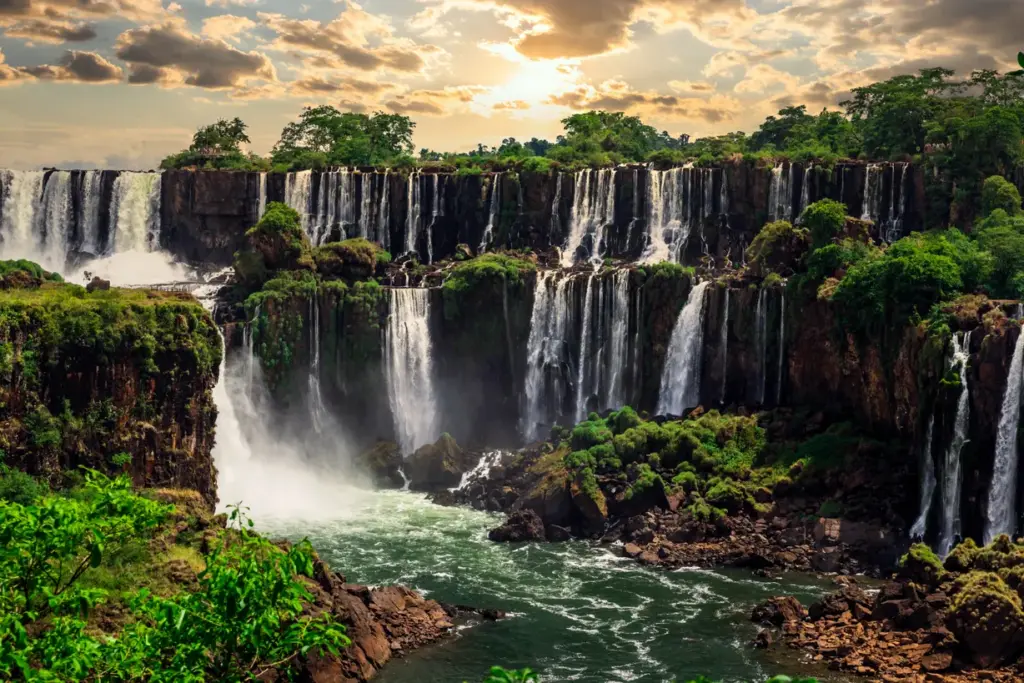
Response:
[404,434,474,492]
[356,442,405,489]
[488,510,547,543]
[751,596,808,626]
[86,276,110,292]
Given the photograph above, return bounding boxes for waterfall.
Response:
[776,288,786,405]
[574,274,597,423]
[479,173,501,253]
[377,172,390,249]
[938,331,972,557]
[308,294,327,434]
[79,170,104,254]
[313,171,340,246]
[257,172,268,220]
[405,173,421,257]
[37,171,73,270]
[285,170,313,235]
[427,174,442,263]
[605,270,630,411]
[798,164,812,219]
[358,173,373,240]
[625,168,640,250]
[860,164,883,223]
[642,165,718,264]
[719,288,730,404]
[243,304,260,400]
[911,415,938,540]
[985,326,1024,543]
[550,173,562,237]
[521,270,573,442]
[110,171,161,253]
[755,288,769,405]
[657,281,710,416]
[768,163,793,222]
[562,169,615,267]
[885,164,909,243]
[385,288,438,454]
[0,170,45,262]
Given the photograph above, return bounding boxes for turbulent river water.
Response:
[254,490,832,683]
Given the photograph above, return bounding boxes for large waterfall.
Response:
[768,163,794,222]
[0,169,161,272]
[562,169,615,267]
[605,269,631,412]
[984,326,1024,543]
[257,172,268,220]
[910,415,938,540]
[284,170,313,234]
[406,172,422,257]
[574,274,598,424]
[861,164,883,223]
[657,281,710,416]
[521,270,573,442]
[860,163,909,243]
[643,166,720,264]
[938,331,972,557]
[385,288,438,455]
[755,288,769,405]
[479,173,501,253]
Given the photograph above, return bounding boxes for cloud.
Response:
[733,63,800,94]
[260,1,445,74]
[289,74,393,97]
[115,22,276,89]
[205,0,259,6]
[549,78,742,123]
[0,0,167,23]
[2,18,97,43]
[385,86,489,115]
[0,48,32,85]
[668,79,715,94]
[16,49,123,82]
[201,14,256,43]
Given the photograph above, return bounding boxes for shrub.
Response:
[521,157,555,174]
[570,420,613,451]
[982,175,1023,217]
[608,406,641,435]
[237,203,313,285]
[0,464,48,505]
[802,199,848,249]
[313,238,384,280]
[746,220,810,277]
[705,478,745,514]
[442,254,535,320]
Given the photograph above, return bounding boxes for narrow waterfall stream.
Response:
[985,326,1024,543]
[938,332,973,557]
[385,287,438,455]
[479,173,501,252]
[657,281,711,416]
[574,273,597,423]
[562,169,615,267]
[521,271,573,442]
[911,415,938,540]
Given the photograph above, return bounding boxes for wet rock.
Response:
[405,434,473,492]
[86,276,111,292]
[546,525,571,542]
[623,543,643,558]
[570,472,608,536]
[754,629,774,649]
[356,442,405,489]
[488,510,547,543]
[948,572,1024,667]
[751,596,808,626]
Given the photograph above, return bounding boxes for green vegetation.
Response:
[0,472,348,680]
[746,220,810,277]
[442,253,536,320]
[160,117,270,171]
[270,107,415,171]
[479,668,815,683]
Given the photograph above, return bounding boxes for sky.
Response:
[0,0,1020,169]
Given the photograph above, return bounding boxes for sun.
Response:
[471,42,583,116]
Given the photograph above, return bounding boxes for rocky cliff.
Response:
[0,269,222,506]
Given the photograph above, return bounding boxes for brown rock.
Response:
[488,510,547,542]
[623,543,643,558]
[751,596,808,626]
[921,652,952,672]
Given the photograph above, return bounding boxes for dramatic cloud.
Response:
[201,14,256,43]
[2,18,96,43]
[0,48,31,85]
[550,79,742,124]
[0,0,167,22]
[386,86,489,115]
[261,1,445,74]
[289,74,393,97]
[115,23,276,89]
[669,80,715,94]
[19,49,123,81]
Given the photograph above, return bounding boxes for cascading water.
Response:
[625,168,641,250]
[550,173,562,236]
[285,170,313,235]
[605,270,630,411]
[755,288,769,405]
[657,281,711,416]
[798,164,812,220]
[643,166,718,265]
[719,288,730,404]
[938,331,972,558]
[358,172,373,240]
[574,274,597,423]
[308,294,327,434]
[768,163,794,222]
[885,164,909,243]
[405,173,421,257]
[521,270,573,442]
[562,169,615,267]
[0,170,45,261]
[257,172,268,220]
[910,415,938,540]
[78,170,104,255]
[479,173,501,253]
[109,171,161,253]
[984,325,1024,543]
[385,287,438,455]
[37,171,73,269]
[377,172,390,249]
[860,164,883,224]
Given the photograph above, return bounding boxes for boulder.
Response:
[405,434,473,492]
[86,276,111,293]
[948,572,1024,667]
[488,510,547,543]
[356,442,405,489]
[570,472,609,536]
[751,596,808,626]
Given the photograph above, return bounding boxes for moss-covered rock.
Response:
[356,442,404,489]
[404,433,474,492]
[234,203,313,287]
[570,468,608,536]
[898,543,946,587]
[948,571,1024,667]
[313,238,388,281]
[746,220,810,278]
[945,538,980,572]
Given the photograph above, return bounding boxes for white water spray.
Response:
[985,326,1024,543]
[657,281,710,415]
[385,288,438,455]
[938,331,972,557]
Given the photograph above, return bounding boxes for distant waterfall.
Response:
[285,170,313,235]
[938,331,972,557]
[643,165,718,264]
[885,163,909,243]
[574,274,597,423]
[719,288,730,404]
[385,288,438,454]
[377,172,390,250]
[521,270,573,442]
[562,169,615,267]
[625,168,641,249]
[605,270,630,411]
[480,173,501,253]
[657,281,710,416]
[755,288,769,405]
[798,164,812,219]
[0,171,45,261]
[769,163,794,222]
[405,172,422,257]
[861,164,883,223]
[358,173,373,240]
[911,415,938,540]
[37,171,73,269]
[109,171,161,253]
[310,170,355,246]
[776,289,786,405]
[257,172,268,220]
[308,294,327,433]
[78,170,104,255]
[985,326,1024,543]
[550,173,562,236]
[425,174,443,263]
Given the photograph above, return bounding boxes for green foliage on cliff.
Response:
[442,253,535,320]
[237,203,314,286]
[981,176,1023,217]
[313,238,389,280]
[272,107,415,169]
[0,472,349,680]
[160,117,271,171]
[746,220,810,277]
[802,199,849,249]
